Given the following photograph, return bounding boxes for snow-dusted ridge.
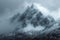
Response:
[9,3,57,36]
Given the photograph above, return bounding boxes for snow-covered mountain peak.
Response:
[31,3,49,16]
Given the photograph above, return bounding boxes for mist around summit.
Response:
[0,0,60,40]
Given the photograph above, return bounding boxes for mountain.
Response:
[10,4,56,34]
[11,4,55,28]
[1,4,60,40]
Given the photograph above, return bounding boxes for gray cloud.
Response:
[0,0,60,14]
[0,0,24,14]
[25,0,60,11]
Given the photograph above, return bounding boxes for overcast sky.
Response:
[0,0,60,14]
[26,0,60,10]
[0,0,59,20]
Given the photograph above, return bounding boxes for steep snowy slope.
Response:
[10,3,56,36]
